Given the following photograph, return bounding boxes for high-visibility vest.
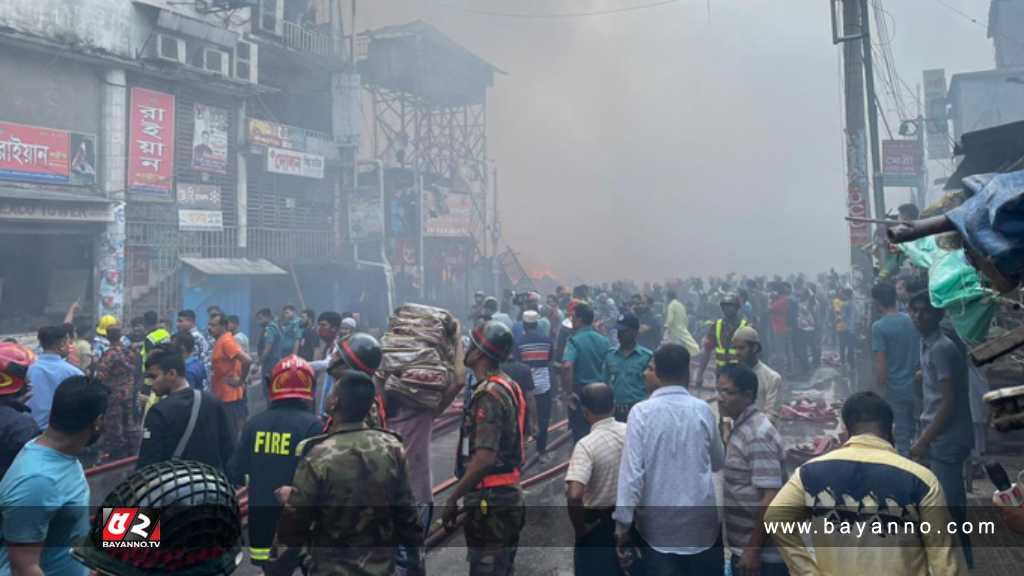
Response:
[714,319,748,368]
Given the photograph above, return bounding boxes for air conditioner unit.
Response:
[253,0,283,36]
[234,40,258,84]
[202,48,230,77]
[155,34,186,65]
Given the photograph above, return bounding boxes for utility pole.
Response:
[491,164,501,296]
[833,0,875,392]
[861,0,885,220]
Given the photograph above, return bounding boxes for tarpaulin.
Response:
[947,170,1024,284]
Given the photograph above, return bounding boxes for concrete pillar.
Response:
[97,68,127,322]
[237,100,248,249]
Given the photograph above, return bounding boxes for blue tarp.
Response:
[947,170,1024,284]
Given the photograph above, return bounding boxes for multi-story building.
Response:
[0,0,360,336]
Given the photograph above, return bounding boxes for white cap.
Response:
[341,317,357,329]
[523,310,540,324]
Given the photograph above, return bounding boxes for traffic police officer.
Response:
[696,291,749,386]
[443,321,527,576]
[269,369,424,576]
[227,355,323,567]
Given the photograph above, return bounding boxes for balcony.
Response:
[282,19,343,59]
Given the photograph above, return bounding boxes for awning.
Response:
[0,186,110,203]
[180,258,287,276]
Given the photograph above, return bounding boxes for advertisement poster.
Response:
[191,104,228,174]
[0,121,96,186]
[266,146,324,179]
[177,183,223,231]
[249,118,306,150]
[882,140,921,176]
[128,87,175,200]
[348,186,384,242]
[423,188,473,237]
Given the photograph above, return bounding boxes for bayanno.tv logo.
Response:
[100,508,161,549]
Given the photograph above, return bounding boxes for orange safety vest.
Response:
[458,374,526,490]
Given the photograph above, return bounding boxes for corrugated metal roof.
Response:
[180,258,287,276]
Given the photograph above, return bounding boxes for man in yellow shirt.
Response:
[765,391,966,576]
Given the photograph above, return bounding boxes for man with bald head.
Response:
[566,382,627,576]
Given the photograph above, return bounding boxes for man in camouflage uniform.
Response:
[268,369,424,576]
[442,321,527,576]
[93,327,141,459]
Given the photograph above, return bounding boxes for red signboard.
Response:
[882,140,922,176]
[128,88,175,200]
[0,122,69,184]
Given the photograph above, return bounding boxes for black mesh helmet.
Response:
[336,332,382,376]
[470,321,515,362]
[73,460,242,576]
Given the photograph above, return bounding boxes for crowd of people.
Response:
[0,273,1016,576]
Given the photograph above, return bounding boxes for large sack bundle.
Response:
[378,303,458,410]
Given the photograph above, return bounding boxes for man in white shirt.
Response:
[614,343,724,575]
[566,382,627,576]
[732,326,783,423]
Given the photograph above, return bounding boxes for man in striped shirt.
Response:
[515,311,554,460]
[717,364,788,576]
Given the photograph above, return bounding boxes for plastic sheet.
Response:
[928,249,998,345]
[946,170,1024,284]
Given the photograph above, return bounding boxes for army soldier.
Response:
[443,321,527,576]
[268,369,424,576]
[227,355,323,568]
[324,332,387,429]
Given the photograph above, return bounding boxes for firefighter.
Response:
[0,342,38,479]
[227,355,323,569]
[324,332,386,429]
[442,321,527,576]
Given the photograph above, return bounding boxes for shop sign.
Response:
[423,188,473,238]
[178,209,224,231]
[266,146,324,179]
[348,186,383,242]
[128,87,175,200]
[248,118,306,150]
[882,140,921,177]
[0,121,97,186]
[0,199,112,222]
[191,104,229,174]
[177,183,223,231]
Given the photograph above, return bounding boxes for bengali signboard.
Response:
[176,183,223,231]
[248,118,306,150]
[422,189,472,238]
[348,186,384,242]
[191,104,229,174]
[923,69,951,160]
[129,87,175,200]
[0,121,97,186]
[266,146,324,179]
[882,139,922,177]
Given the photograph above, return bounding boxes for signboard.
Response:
[176,183,223,231]
[923,69,951,160]
[266,147,324,179]
[129,87,175,200]
[248,118,306,150]
[0,121,96,186]
[882,139,921,177]
[422,188,473,237]
[348,186,383,241]
[191,104,229,174]
[0,198,113,222]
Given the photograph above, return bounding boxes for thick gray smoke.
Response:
[361,0,992,283]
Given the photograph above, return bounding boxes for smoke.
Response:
[359,0,993,283]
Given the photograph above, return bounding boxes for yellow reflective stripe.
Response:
[250,547,271,561]
[714,320,747,366]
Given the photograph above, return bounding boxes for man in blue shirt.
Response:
[562,303,611,442]
[0,375,109,576]
[870,282,919,455]
[257,308,283,379]
[26,326,83,431]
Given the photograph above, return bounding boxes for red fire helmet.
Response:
[269,354,315,402]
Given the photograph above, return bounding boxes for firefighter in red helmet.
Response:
[226,354,323,567]
[0,342,38,479]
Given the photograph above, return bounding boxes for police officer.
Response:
[269,369,424,576]
[696,291,749,387]
[324,332,386,429]
[0,343,38,479]
[443,321,527,576]
[227,355,323,568]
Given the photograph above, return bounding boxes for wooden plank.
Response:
[970,325,1024,365]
